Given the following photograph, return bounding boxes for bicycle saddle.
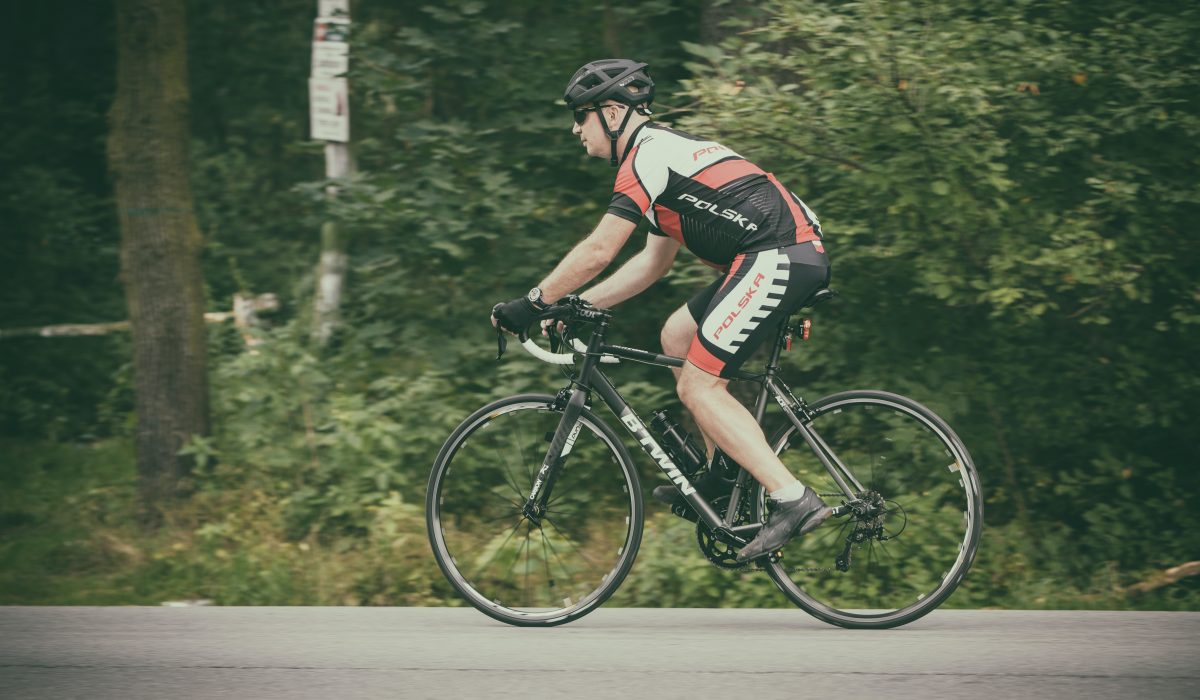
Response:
[799,287,838,310]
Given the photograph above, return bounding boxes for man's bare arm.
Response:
[581,234,681,308]
[538,214,638,303]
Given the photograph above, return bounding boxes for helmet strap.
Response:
[600,104,638,167]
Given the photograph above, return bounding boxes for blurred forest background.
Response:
[1,0,1197,609]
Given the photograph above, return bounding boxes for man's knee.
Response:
[677,363,721,407]
[661,306,696,356]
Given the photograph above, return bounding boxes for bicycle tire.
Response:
[755,390,983,629]
[426,393,643,627]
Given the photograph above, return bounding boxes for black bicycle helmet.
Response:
[563,59,655,110]
[564,59,655,166]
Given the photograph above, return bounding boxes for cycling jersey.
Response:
[608,123,824,268]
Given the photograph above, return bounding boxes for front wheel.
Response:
[426,394,643,626]
[757,390,983,629]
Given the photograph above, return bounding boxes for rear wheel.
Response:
[757,390,983,629]
[426,394,642,626]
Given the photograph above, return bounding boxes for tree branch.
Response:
[744,128,873,172]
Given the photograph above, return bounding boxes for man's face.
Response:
[571,102,624,159]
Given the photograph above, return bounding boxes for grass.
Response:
[0,437,447,606]
[1,437,1196,610]
[0,438,149,603]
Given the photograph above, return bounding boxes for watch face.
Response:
[527,288,541,304]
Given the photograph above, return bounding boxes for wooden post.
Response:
[310,1,351,347]
[313,144,350,347]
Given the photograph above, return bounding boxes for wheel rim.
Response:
[430,402,637,623]
[767,397,980,622]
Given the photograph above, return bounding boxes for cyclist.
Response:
[492,59,832,562]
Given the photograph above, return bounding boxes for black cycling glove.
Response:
[492,296,544,336]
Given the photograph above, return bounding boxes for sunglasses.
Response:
[572,106,602,125]
[573,104,625,125]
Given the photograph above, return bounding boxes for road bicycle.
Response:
[425,291,983,628]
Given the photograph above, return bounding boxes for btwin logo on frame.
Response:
[620,412,696,496]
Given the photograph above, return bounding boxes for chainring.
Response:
[696,494,754,570]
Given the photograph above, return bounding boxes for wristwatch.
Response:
[527,287,548,309]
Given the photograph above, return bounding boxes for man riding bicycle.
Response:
[492,59,832,562]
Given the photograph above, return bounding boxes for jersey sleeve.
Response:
[607,141,669,224]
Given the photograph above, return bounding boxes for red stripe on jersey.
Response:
[653,204,684,244]
[693,158,764,189]
[766,173,818,244]
[613,145,650,215]
[686,337,726,377]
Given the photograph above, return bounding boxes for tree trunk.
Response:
[107,0,209,522]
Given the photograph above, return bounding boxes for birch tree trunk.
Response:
[107,0,209,521]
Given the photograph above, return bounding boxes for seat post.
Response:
[764,320,788,377]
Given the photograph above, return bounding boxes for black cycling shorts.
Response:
[686,241,830,378]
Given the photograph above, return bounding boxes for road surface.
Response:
[1,607,1196,699]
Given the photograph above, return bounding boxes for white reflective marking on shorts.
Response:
[702,248,790,354]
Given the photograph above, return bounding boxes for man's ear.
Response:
[604,104,622,127]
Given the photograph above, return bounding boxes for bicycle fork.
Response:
[522,388,587,523]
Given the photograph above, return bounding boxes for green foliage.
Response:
[1,0,1197,609]
[674,0,1200,600]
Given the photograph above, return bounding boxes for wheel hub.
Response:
[835,490,906,572]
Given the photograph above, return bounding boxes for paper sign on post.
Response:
[312,40,348,77]
[309,77,349,142]
[318,0,349,18]
[313,16,349,43]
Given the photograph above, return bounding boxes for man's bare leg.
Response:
[660,305,829,562]
[660,305,716,457]
[676,362,799,492]
[661,304,799,491]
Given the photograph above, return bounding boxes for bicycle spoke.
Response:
[514,412,534,486]
[483,487,522,511]
[492,445,528,501]
[469,517,527,583]
[542,516,609,576]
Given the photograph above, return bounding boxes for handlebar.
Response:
[498,295,620,366]
[518,337,620,365]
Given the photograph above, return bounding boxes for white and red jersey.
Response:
[607,123,823,269]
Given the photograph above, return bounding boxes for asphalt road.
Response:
[1,607,1196,699]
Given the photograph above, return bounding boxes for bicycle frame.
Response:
[522,309,864,549]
